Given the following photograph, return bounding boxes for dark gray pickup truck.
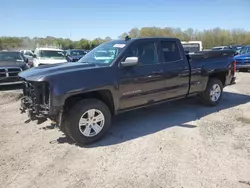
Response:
[19,37,236,145]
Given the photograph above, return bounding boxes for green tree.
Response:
[1,27,250,50]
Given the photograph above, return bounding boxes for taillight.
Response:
[233,60,236,73]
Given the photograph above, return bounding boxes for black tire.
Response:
[64,99,111,145]
[199,78,223,106]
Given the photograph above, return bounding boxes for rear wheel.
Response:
[199,78,223,106]
[64,99,111,145]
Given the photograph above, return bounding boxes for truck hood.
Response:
[37,58,68,64]
[18,62,97,81]
[0,61,26,68]
[234,53,250,60]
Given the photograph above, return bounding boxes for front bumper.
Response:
[20,96,61,121]
[19,81,56,122]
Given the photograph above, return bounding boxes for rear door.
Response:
[118,39,166,110]
[159,39,190,99]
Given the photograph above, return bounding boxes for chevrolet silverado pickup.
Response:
[19,37,236,145]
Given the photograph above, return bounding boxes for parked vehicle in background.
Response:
[65,49,87,62]
[211,45,242,56]
[234,45,250,72]
[0,51,29,86]
[181,41,203,54]
[230,45,243,55]
[20,50,34,67]
[19,37,236,145]
[32,47,68,67]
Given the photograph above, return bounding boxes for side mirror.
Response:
[121,57,138,67]
[33,54,37,58]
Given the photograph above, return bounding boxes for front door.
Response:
[118,39,166,110]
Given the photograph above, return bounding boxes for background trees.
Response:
[1,27,250,50]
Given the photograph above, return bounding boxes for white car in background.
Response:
[33,47,68,67]
[181,41,203,54]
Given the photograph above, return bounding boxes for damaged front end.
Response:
[20,80,51,124]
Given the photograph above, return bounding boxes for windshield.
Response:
[71,50,86,56]
[0,52,23,62]
[78,40,127,65]
[182,43,200,53]
[39,50,65,59]
[239,46,250,54]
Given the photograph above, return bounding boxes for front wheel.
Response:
[64,99,112,145]
[199,78,223,106]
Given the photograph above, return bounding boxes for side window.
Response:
[161,41,182,63]
[126,41,158,65]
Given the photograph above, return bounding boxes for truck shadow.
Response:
[56,91,250,147]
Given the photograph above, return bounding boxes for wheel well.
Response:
[64,90,115,115]
[209,72,227,86]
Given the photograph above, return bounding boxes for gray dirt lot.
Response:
[0,73,250,188]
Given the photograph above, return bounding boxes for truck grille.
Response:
[23,81,50,106]
[23,81,36,103]
[0,67,22,78]
[236,60,250,64]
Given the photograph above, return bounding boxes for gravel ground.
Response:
[0,73,250,188]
